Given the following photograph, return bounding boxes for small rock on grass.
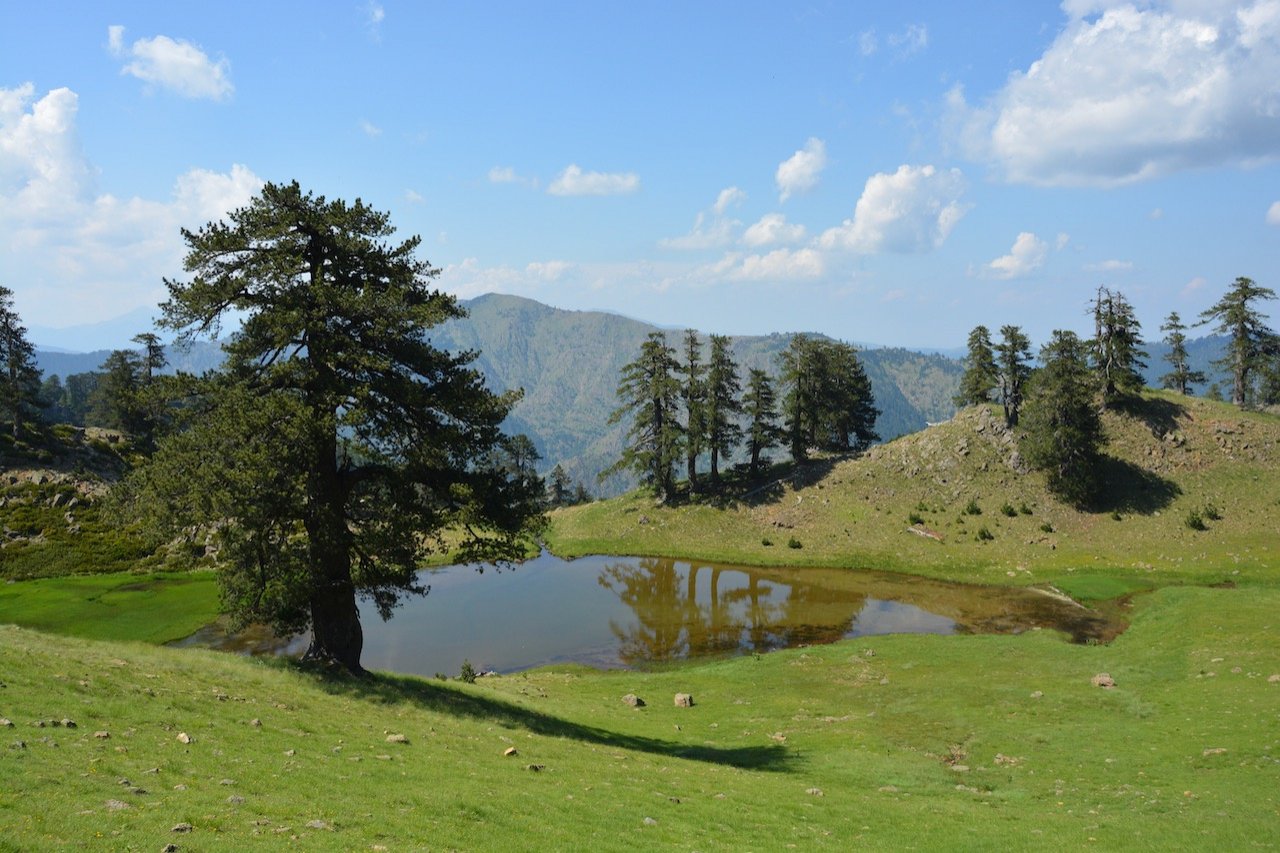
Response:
[176,732,192,744]
[642,817,658,826]
[93,731,110,739]
[622,693,645,708]
[0,718,12,728]
[806,787,824,797]
[503,747,518,757]
[1268,674,1280,683]
[385,734,408,744]
[1091,673,1116,689]
[305,819,331,830]
[673,693,694,708]
[171,822,193,833]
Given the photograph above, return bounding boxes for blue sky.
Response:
[2,1,1278,350]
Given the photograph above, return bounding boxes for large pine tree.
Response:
[954,325,998,407]
[742,368,781,477]
[0,286,43,441]
[703,334,742,488]
[1158,311,1204,395]
[995,325,1032,427]
[606,331,684,501]
[1020,330,1105,507]
[1090,286,1147,407]
[1197,276,1277,407]
[121,182,545,672]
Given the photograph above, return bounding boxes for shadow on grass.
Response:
[1089,455,1182,514]
[1113,395,1187,438]
[300,665,796,773]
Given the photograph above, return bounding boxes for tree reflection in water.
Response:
[598,558,868,666]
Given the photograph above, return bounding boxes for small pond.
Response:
[172,552,1119,676]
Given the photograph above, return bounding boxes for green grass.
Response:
[546,393,1280,592]
[0,571,219,644]
[2,584,1278,849]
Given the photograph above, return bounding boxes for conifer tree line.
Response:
[953,276,1277,506]
[606,329,879,501]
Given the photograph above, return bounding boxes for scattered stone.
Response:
[1268,674,1280,683]
[878,677,890,686]
[1202,748,1227,757]
[526,764,545,772]
[162,845,180,853]
[994,753,1021,767]
[674,693,694,708]
[503,747,519,757]
[9,740,26,750]
[376,754,391,761]
[104,799,129,811]
[863,649,876,658]
[283,749,296,756]
[668,796,681,804]
[878,785,899,793]
[638,515,650,526]
[950,765,970,773]
[176,732,192,744]
[622,693,645,708]
[385,734,408,745]
[250,719,262,727]
[806,787,824,797]
[171,823,193,833]
[94,731,110,739]
[643,817,658,826]
[31,720,45,728]
[61,719,76,728]
[173,785,187,791]
[305,820,330,830]
[0,718,11,727]
[1091,673,1116,689]
[1030,691,1043,699]
[219,778,235,786]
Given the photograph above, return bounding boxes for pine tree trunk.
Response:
[305,571,365,673]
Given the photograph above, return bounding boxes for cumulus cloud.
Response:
[741,213,806,247]
[820,164,968,254]
[776,138,827,202]
[404,189,424,203]
[1268,200,1280,224]
[525,260,575,281]
[359,119,382,138]
[705,248,825,281]
[548,164,640,196]
[951,1,1280,186]
[107,25,233,100]
[0,84,260,325]
[660,187,743,250]
[986,232,1048,279]
[888,23,929,55]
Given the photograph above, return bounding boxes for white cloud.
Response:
[858,29,878,56]
[0,84,260,325]
[404,189,424,203]
[487,166,538,188]
[707,248,825,281]
[1150,207,1165,220]
[776,138,827,202]
[107,26,233,101]
[1085,259,1134,272]
[713,186,746,215]
[1055,232,1071,250]
[660,187,743,250]
[526,260,574,281]
[888,23,928,55]
[880,288,908,303]
[548,164,640,196]
[1268,200,1280,224]
[952,2,1280,186]
[741,213,806,247]
[359,119,382,138]
[366,1,385,26]
[986,232,1048,279]
[819,164,968,254]
[1181,275,1208,297]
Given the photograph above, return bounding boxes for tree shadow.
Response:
[1113,395,1187,438]
[1088,455,1182,514]
[299,665,796,773]
[730,456,845,509]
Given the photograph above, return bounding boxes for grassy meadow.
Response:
[2,391,1279,849]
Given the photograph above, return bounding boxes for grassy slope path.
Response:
[1,584,1278,850]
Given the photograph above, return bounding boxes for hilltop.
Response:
[547,390,1280,590]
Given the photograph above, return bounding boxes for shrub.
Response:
[1203,504,1222,521]
[1111,511,1123,521]
[963,499,982,516]
[1000,502,1017,517]
[1019,503,1033,515]
[786,537,802,549]
[761,537,773,547]
[1039,522,1054,534]
[915,501,930,513]
[908,512,925,525]
[458,659,478,684]
[975,527,994,541]
[1185,510,1207,531]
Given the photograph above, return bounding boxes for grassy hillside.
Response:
[547,391,1280,590]
[3,582,1278,850]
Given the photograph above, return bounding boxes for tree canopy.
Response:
[604,331,684,501]
[1197,276,1277,407]
[778,334,879,461]
[0,286,43,441]
[1020,330,1105,507]
[121,181,544,672]
[954,325,998,408]
[1090,286,1147,407]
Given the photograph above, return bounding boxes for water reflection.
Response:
[172,552,1117,677]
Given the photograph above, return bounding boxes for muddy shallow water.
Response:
[171,552,1120,676]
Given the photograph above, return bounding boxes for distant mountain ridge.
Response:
[31,292,1233,496]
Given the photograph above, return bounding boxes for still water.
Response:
[173,552,1116,676]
